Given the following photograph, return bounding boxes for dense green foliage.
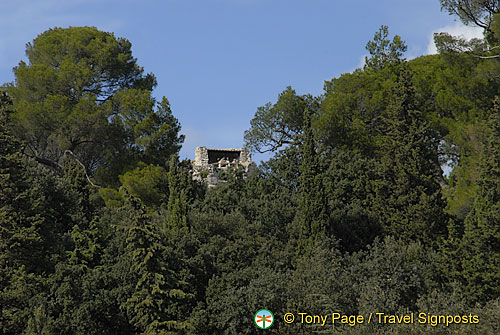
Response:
[6,27,183,186]
[2,15,500,335]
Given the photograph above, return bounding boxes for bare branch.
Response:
[469,54,500,58]
[64,150,101,188]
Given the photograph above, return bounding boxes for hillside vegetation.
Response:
[1,5,500,333]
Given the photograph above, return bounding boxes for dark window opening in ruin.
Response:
[207,150,241,164]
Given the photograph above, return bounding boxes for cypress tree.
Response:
[45,159,103,334]
[0,92,49,334]
[460,97,500,303]
[0,91,39,271]
[375,64,448,243]
[295,108,328,255]
[165,156,189,237]
[122,192,191,334]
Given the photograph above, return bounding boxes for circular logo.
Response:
[254,309,274,329]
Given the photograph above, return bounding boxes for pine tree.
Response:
[375,64,448,243]
[460,97,500,303]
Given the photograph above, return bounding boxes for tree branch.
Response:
[64,150,101,188]
[458,2,491,31]
[32,156,63,170]
[469,54,500,58]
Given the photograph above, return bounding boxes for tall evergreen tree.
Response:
[0,92,38,334]
[0,92,39,272]
[122,192,191,334]
[323,150,381,252]
[460,97,500,303]
[295,108,328,255]
[45,160,103,334]
[0,92,63,334]
[165,156,190,237]
[375,64,448,243]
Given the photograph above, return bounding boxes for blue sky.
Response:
[0,0,482,162]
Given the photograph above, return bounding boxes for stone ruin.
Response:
[192,146,256,187]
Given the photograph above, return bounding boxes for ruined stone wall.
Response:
[192,146,256,187]
[194,146,209,167]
